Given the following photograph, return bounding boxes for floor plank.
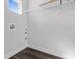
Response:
[9,47,63,59]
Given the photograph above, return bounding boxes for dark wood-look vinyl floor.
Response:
[9,47,63,59]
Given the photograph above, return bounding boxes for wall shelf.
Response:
[8,0,74,15]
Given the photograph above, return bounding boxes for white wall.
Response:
[29,1,75,59]
[4,0,29,58]
[4,0,75,59]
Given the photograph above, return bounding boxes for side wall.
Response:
[4,0,28,59]
[29,1,75,59]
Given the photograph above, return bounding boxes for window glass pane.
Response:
[8,0,22,15]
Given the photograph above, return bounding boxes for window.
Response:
[8,0,22,15]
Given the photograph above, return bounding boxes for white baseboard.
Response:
[5,44,28,59]
[28,44,63,58]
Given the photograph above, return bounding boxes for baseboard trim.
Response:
[29,44,64,59]
[5,44,28,59]
[9,47,63,59]
[27,47,63,59]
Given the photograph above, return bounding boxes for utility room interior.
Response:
[4,0,75,59]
